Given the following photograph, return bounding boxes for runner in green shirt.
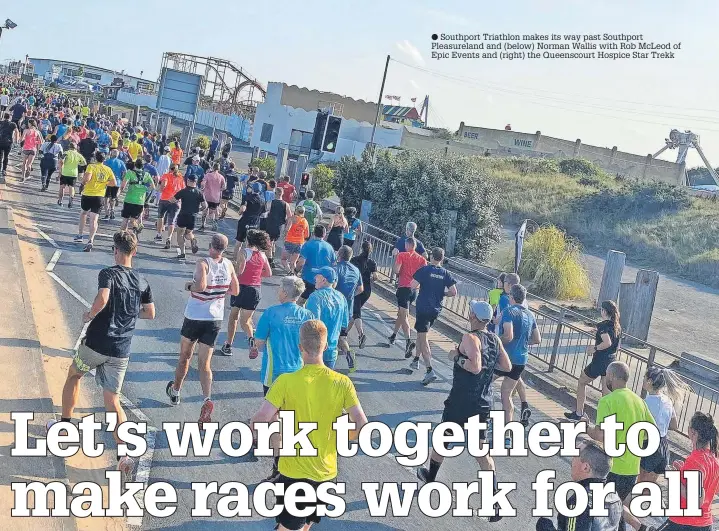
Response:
[57,142,87,208]
[588,360,655,528]
[120,160,155,233]
[298,190,322,237]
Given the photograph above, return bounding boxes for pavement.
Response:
[0,153,708,529]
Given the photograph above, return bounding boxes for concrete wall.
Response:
[250,83,402,161]
[116,91,252,142]
[457,124,685,184]
[277,83,378,124]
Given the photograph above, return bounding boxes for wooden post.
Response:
[446,210,458,257]
[626,270,659,342]
[597,250,626,309]
[618,282,636,331]
[275,147,288,182]
[548,309,566,372]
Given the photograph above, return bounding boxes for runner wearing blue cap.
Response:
[305,266,350,370]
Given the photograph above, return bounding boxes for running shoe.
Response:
[249,340,259,360]
[190,238,199,254]
[421,369,438,386]
[110,210,115,220]
[83,242,93,252]
[165,381,180,405]
[45,419,71,435]
[103,214,110,220]
[388,333,396,346]
[563,411,586,422]
[220,343,233,356]
[358,334,367,349]
[416,467,431,485]
[404,341,416,359]
[199,399,214,430]
[178,253,186,262]
[409,358,419,371]
[134,223,144,235]
[346,350,356,373]
[73,234,84,242]
[164,238,171,249]
[264,463,281,483]
[57,199,62,206]
[520,405,532,427]
[118,456,135,480]
[67,198,73,208]
[154,234,163,242]
[504,436,512,449]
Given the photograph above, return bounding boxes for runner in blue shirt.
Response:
[410,247,458,386]
[334,246,363,372]
[255,276,314,394]
[305,267,349,369]
[103,150,127,219]
[297,225,336,304]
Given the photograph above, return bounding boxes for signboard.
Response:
[156,68,203,121]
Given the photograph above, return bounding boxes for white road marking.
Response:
[47,271,91,308]
[46,250,62,272]
[35,227,59,249]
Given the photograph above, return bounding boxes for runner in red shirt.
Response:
[389,237,427,356]
[277,175,296,203]
[662,412,719,531]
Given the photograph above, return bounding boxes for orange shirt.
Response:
[170,147,183,165]
[285,216,309,244]
[396,251,427,288]
[159,172,185,201]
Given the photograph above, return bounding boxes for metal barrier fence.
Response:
[357,221,719,439]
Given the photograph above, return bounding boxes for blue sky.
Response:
[3,0,719,165]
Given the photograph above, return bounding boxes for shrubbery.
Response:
[193,135,210,150]
[558,158,602,177]
[334,149,501,261]
[511,226,590,300]
[311,164,334,201]
[251,157,276,178]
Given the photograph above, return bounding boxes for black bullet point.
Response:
[431,34,438,41]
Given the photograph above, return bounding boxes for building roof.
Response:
[382,105,421,120]
[28,57,156,83]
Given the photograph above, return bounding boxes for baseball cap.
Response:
[312,266,337,284]
[192,155,200,163]
[163,145,170,152]
[469,300,493,321]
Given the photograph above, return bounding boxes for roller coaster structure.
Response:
[160,52,266,120]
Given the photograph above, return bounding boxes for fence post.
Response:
[597,250,626,309]
[626,270,659,343]
[641,346,658,398]
[548,309,566,372]
[446,210,458,257]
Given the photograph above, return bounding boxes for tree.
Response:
[311,164,334,201]
[334,149,501,261]
[193,135,210,150]
[252,157,276,177]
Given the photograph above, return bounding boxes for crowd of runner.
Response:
[2,74,718,531]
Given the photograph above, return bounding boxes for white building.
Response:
[251,82,404,162]
[28,58,157,93]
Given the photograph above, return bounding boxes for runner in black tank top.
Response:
[416,300,512,522]
[266,196,290,267]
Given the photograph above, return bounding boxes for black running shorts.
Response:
[180,318,221,347]
[80,195,103,214]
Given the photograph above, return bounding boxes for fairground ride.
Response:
[160,52,266,120]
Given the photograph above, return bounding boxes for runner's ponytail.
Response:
[601,300,621,338]
[690,412,718,457]
[645,365,690,404]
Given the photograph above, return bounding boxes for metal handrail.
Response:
[357,219,719,438]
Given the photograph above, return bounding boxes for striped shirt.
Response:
[184,257,234,321]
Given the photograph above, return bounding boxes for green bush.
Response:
[252,157,276,178]
[558,158,601,177]
[510,225,591,300]
[334,149,501,261]
[311,164,334,201]
[193,135,210,151]
[509,157,559,175]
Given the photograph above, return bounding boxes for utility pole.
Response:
[369,55,390,162]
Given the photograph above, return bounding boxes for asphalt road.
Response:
[3,160,589,530]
